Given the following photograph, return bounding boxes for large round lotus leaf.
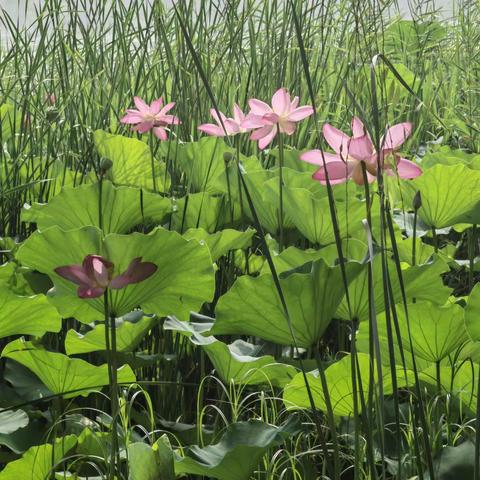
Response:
[0,288,61,339]
[94,130,170,191]
[128,435,174,480]
[283,353,414,416]
[465,284,480,341]
[164,317,296,387]
[174,418,299,480]
[243,170,295,235]
[212,259,363,348]
[356,301,467,367]
[172,192,227,233]
[1,339,135,398]
[282,186,372,245]
[16,226,215,321]
[22,181,171,234]
[65,312,157,355]
[402,164,480,228]
[419,362,477,414]
[336,255,451,322]
[183,227,255,261]
[0,410,28,435]
[0,435,77,480]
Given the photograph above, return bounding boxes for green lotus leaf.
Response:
[0,288,61,339]
[259,240,367,275]
[336,255,451,321]
[65,312,157,355]
[421,146,480,170]
[419,362,477,413]
[0,262,34,295]
[16,226,215,320]
[174,418,300,480]
[465,283,480,341]
[212,259,363,347]
[283,353,413,416]
[1,339,135,398]
[0,103,21,142]
[356,301,467,367]
[402,164,480,228]
[22,181,171,233]
[94,130,170,191]
[172,193,227,233]
[0,435,77,480]
[282,186,371,245]
[243,170,294,235]
[424,441,477,480]
[175,136,236,194]
[165,317,296,386]
[128,435,174,480]
[0,410,29,435]
[183,227,255,261]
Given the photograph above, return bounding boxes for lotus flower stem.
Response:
[277,129,285,251]
[149,131,157,192]
[235,139,244,220]
[468,224,477,291]
[103,290,119,478]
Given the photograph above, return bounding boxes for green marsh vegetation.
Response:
[1,0,480,478]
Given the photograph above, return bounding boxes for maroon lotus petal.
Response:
[54,264,92,286]
[77,285,106,299]
[110,257,158,289]
[82,255,114,288]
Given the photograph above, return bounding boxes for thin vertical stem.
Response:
[149,131,157,192]
[277,129,285,251]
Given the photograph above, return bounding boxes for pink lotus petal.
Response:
[198,123,225,136]
[287,106,314,122]
[209,108,227,126]
[54,265,91,286]
[312,160,354,185]
[271,88,290,115]
[351,117,365,138]
[258,126,277,149]
[153,126,168,140]
[159,102,176,116]
[224,119,240,134]
[280,120,296,136]
[396,158,422,179]
[382,122,412,150]
[347,134,374,161]
[150,98,163,115]
[263,112,280,125]
[248,98,272,115]
[250,124,273,141]
[232,104,245,123]
[290,96,299,110]
[120,112,144,124]
[133,96,150,114]
[241,114,265,129]
[92,257,109,287]
[135,122,154,134]
[323,123,350,156]
[161,115,181,125]
[300,150,341,165]
[78,285,105,298]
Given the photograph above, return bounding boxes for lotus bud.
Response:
[100,158,113,174]
[223,152,233,164]
[413,190,422,210]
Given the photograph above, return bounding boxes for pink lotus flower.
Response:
[55,255,157,299]
[300,117,422,185]
[198,104,247,136]
[120,96,181,140]
[241,88,314,149]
